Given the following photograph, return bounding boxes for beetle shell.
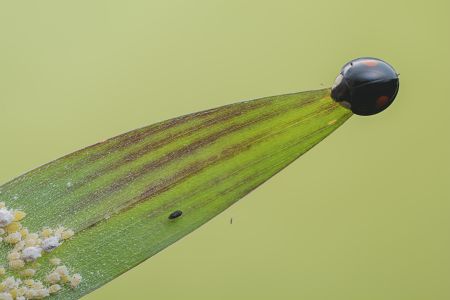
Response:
[331,57,399,116]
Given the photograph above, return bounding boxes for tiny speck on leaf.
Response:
[168,210,182,220]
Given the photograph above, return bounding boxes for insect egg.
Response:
[0,209,14,227]
[41,237,60,252]
[21,246,43,262]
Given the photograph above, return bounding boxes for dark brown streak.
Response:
[72,99,271,190]
[77,91,326,168]
[2,108,207,197]
[5,102,246,195]
[68,107,230,170]
[72,96,326,212]
[4,91,327,207]
[82,102,259,162]
[14,99,273,205]
[131,105,338,207]
[78,102,337,230]
[147,112,349,223]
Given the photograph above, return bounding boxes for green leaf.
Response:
[0,88,351,299]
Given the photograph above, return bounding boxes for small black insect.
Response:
[331,57,399,116]
[168,210,183,220]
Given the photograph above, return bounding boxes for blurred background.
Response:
[0,1,449,299]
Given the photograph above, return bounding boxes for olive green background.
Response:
[0,1,449,299]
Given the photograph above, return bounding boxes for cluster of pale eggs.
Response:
[0,202,81,300]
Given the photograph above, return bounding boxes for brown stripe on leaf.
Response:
[79,102,338,229]
[67,98,275,191]
[70,96,323,213]
[146,109,350,222]
[10,96,275,205]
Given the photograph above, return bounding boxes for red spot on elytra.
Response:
[376,95,390,108]
[363,60,378,67]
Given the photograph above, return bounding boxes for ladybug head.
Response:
[331,57,399,116]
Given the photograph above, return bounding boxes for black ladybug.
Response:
[331,57,399,116]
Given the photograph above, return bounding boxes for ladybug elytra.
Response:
[331,57,399,116]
